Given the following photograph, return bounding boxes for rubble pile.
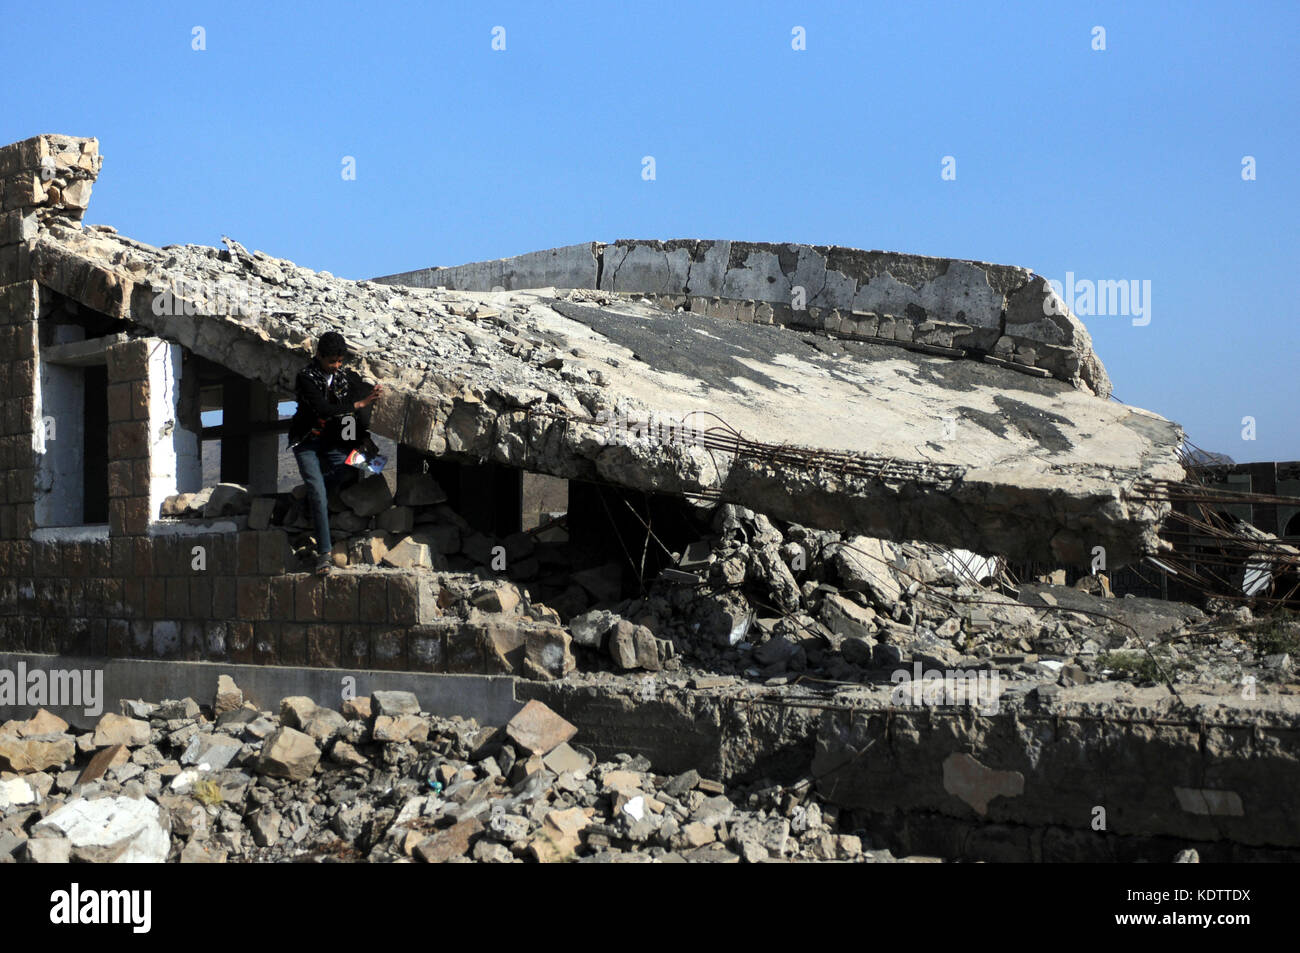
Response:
[152,475,1298,691]
[161,472,554,578]
[569,505,1299,694]
[0,685,906,864]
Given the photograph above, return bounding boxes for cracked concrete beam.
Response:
[378,239,1111,396]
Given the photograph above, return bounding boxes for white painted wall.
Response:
[34,361,86,526]
[147,341,202,519]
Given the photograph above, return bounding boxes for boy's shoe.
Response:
[314,553,332,576]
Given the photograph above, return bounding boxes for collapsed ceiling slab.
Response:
[12,135,1184,566]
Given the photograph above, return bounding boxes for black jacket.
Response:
[288,362,375,448]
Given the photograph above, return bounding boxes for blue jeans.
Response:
[294,439,350,556]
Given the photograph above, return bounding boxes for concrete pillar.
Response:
[147,341,199,524]
[247,380,280,495]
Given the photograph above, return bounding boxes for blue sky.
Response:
[5,1,1296,460]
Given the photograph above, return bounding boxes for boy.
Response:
[288,331,384,574]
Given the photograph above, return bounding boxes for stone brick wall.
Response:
[0,134,576,681]
[0,523,454,660]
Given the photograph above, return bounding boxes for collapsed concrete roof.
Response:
[11,134,1184,566]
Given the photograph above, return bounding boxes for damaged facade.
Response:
[0,134,1191,674]
[4,134,1298,864]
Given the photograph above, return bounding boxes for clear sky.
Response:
[4,0,1296,461]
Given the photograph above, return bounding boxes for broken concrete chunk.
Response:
[201,482,251,518]
[820,592,877,641]
[0,777,41,809]
[608,620,639,670]
[373,714,429,743]
[17,709,69,737]
[394,473,448,507]
[213,674,243,715]
[25,836,71,864]
[528,807,590,863]
[370,690,421,716]
[414,817,483,863]
[92,713,151,748]
[382,538,433,570]
[181,733,242,772]
[77,743,131,784]
[341,474,395,517]
[569,609,621,649]
[539,742,587,776]
[35,796,170,863]
[256,727,321,781]
[831,537,903,607]
[376,506,415,534]
[505,700,577,756]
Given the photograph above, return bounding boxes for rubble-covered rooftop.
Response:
[18,134,1184,565]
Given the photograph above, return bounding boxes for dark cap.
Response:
[316,331,348,357]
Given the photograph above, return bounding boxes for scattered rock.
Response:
[35,796,170,863]
[505,700,576,756]
[256,728,320,781]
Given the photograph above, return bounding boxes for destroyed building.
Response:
[2,134,1298,864]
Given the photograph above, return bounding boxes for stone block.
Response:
[248,497,276,530]
[505,699,577,756]
[267,574,295,620]
[368,387,408,442]
[226,620,254,663]
[340,474,393,517]
[348,530,389,566]
[279,623,306,665]
[256,727,320,781]
[357,574,388,623]
[306,624,340,667]
[371,628,406,670]
[92,713,150,748]
[294,575,324,621]
[371,690,421,716]
[394,473,448,507]
[236,577,269,621]
[105,339,149,381]
[524,626,576,680]
[107,420,149,458]
[203,483,251,519]
[258,530,289,574]
[213,674,243,714]
[106,382,132,422]
[165,577,189,618]
[414,817,483,863]
[383,538,432,571]
[323,573,358,623]
[376,506,414,534]
[211,576,236,619]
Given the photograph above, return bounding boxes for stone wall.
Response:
[0,135,574,681]
[375,238,1112,397]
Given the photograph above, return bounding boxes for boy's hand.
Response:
[356,383,384,409]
